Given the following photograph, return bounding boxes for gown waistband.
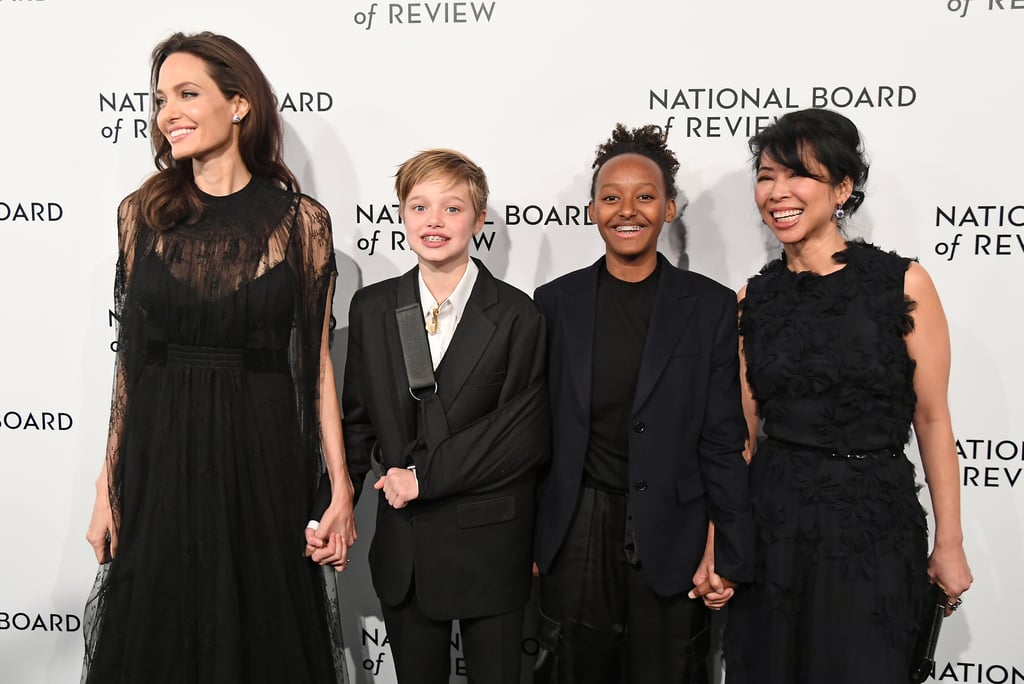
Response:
[144,341,288,373]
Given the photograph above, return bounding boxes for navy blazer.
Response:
[343,259,549,620]
[533,254,755,594]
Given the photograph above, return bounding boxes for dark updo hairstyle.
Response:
[136,32,298,231]
[749,108,868,217]
[590,123,680,200]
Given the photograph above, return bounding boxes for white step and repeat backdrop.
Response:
[1,1,1021,682]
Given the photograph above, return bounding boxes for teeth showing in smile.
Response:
[423,235,447,243]
[169,128,195,141]
[773,210,802,221]
[614,225,642,233]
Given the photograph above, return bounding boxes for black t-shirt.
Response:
[584,261,659,492]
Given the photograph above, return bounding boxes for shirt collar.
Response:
[418,258,479,320]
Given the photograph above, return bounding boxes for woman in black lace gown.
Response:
[83,32,354,683]
[725,109,973,683]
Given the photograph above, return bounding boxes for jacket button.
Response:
[634,480,648,492]
[633,421,646,433]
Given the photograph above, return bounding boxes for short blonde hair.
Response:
[395,148,489,218]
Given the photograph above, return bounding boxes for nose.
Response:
[426,208,445,227]
[618,196,637,217]
[157,100,177,128]
[769,176,791,201]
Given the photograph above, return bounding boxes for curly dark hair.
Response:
[590,123,680,200]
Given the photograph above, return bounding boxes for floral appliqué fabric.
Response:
[726,241,932,684]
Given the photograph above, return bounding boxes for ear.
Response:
[472,209,487,235]
[664,198,677,223]
[587,201,595,224]
[232,95,250,123]
[835,175,854,206]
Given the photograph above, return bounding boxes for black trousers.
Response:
[539,486,710,684]
[382,580,524,684]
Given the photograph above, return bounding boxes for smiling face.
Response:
[403,176,486,273]
[755,151,852,245]
[155,51,248,163]
[589,153,676,276]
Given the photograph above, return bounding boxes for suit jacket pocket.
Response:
[456,495,516,528]
[675,476,706,504]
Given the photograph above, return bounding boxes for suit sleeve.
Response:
[698,293,757,583]
[340,291,377,503]
[414,310,550,501]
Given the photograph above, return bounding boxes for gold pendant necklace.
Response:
[426,305,440,335]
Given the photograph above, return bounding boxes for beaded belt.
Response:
[827,448,902,460]
[144,341,288,373]
[766,437,901,460]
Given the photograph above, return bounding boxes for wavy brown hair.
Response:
[136,32,298,230]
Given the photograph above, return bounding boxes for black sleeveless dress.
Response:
[82,178,347,683]
[725,241,932,684]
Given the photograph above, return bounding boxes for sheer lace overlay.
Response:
[84,177,347,683]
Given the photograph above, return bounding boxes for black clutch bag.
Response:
[909,584,948,683]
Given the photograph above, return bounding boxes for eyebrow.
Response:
[154,81,202,95]
[407,194,468,203]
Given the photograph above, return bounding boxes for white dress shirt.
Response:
[419,260,479,370]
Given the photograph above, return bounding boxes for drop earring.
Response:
[833,206,845,221]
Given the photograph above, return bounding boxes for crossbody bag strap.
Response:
[395,303,436,398]
[394,304,450,458]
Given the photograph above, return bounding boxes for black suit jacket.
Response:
[342,259,550,620]
[533,254,755,595]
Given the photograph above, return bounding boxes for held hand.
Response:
[689,554,736,610]
[308,496,357,571]
[373,468,419,509]
[86,484,117,564]
[928,541,973,616]
[309,532,350,572]
[304,526,322,556]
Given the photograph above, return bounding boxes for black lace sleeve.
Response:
[106,194,147,530]
[287,195,339,489]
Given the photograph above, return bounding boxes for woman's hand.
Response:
[689,552,736,610]
[86,480,116,564]
[929,541,973,616]
[306,488,357,572]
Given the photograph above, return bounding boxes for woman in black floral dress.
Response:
[725,109,973,683]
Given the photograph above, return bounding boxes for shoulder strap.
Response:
[394,304,450,469]
[394,303,436,398]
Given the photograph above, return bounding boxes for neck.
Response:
[420,258,470,304]
[192,154,252,197]
[782,230,847,274]
[605,251,657,283]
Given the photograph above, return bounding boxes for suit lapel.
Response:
[560,260,600,420]
[633,257,696,413]
[435,260,497,408]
